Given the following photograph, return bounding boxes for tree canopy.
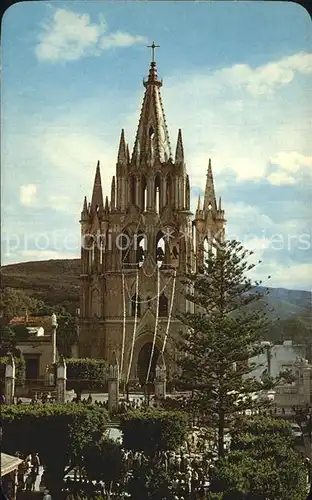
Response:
[0,287,44,325]
[66,358,109,399]
[120,408,188,457]
[209,416,307,500]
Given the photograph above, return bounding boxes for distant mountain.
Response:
[1,259,311,343]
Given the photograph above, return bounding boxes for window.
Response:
[130,176,136,205]
[166,174,172,205]
[120,231,131,264]
[159,293,168,317]
[141,176,147,211]
[156,231,166,266]
[155,175,161,214]
[135,232,146,266]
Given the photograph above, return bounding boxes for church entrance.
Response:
[137,342,160,385]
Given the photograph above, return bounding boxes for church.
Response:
[78,46,226,385]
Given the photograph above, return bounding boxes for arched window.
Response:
[185,175,190,210]
[156,231,166,267]
[203,237,209,256]
[135,232,146,267]
[149,126,155,139]
[166,174,172,206]
[131,294,141,317]
[120,230,131,264]
[159,293,168,317]
[88,235,95,271]
[154,174,161,214]
[141,175,147,212]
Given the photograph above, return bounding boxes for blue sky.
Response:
[1,1,312,291]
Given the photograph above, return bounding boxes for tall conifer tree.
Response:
[177,239,271,457]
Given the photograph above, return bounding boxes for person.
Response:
[43,489,52,500]
[0,393,5,404]
[31,452,40,474]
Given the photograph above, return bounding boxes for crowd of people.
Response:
[15,452,41,492]
[60,447,214,499]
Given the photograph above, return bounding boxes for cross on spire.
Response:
[147,41,160,63]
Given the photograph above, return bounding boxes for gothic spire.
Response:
[91,161,104,210]
[197,195,201,212]
[175,129,184,163]
[203,159,217,212]
[117,129,127,164]
[81,196,89,220]
[131,58,172,165]
[105,195,109,213]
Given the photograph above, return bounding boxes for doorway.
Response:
[137,342,160,385]
[24,356,40,381]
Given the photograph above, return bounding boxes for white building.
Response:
[248,340,307,380]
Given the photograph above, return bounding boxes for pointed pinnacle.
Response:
[175,129,184,163]
[126,144,130,164]
[105,196,109,212]
[83,196,88,212]
[81,196,88,219]
[197,195,201,211]
[91,161,104,209]
[203,159,217,212]
[218,196,222,211]
[117,129,127,164]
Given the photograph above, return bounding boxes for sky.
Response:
[1,1,312,291]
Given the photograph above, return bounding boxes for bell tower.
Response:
[78,45,225,384]
[193,159,226,271]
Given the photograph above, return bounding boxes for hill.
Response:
[1,259,311,343]
[1,259,80,314]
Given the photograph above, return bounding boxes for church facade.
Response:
[78,54,226,384]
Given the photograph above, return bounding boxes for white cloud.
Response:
[267,151,312,186]
[35,8,146,62]
[161,53,312,187]
[250,260,312,291]
[267,170,296,186]
[218,52,312,97]
[272,151,312,173]
[20,184,37,206]
[100,31,146,51]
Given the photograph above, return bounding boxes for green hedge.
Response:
[1,403,109,469]
[120,408,188,457]
[0,356,25,386]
